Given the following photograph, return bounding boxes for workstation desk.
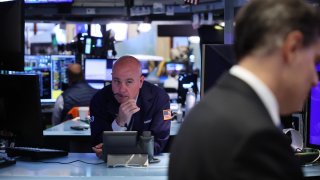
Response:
[43,120,180,152]
[1,152,320,179]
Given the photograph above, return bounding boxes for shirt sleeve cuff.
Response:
[112,119,127,131]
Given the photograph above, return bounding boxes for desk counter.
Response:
[44,119,180,136]
[302,163,320,179]
[1,152,319,179]
[43,120,180,152]
[0,153,169,180]
[44,119,90,136]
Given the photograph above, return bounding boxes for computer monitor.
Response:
[201,44,235,97]
[51,55,76,98]
[0,0,24,71]
[85,58,115,89]
[103,131,139,155]
[0,74,43,147]
[140,61,150,76]
[305,65,320,149]
[166,62,186,75]
[12,55,52,100]
[85,58,115,81]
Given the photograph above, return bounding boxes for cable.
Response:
[37,159,105,165]
[109,164,167,168]
[310,149,320,164]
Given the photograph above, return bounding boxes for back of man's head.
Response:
[234,0,320,60]
[67,63,84,85]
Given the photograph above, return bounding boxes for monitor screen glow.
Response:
[306,64,320,149]
[166,63,186,74]
[85,58,115,81]
[85,59,108,80]
[12,55,52,100]
[51,54,75,99]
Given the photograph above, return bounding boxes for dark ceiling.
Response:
[24,0,247,23]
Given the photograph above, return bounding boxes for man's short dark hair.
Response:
[234,0,320,60]
[67,64,84,85]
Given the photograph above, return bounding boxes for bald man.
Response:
[90,55,171,158]
[52,63,98,125]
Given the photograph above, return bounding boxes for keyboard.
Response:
[6,147,68,160]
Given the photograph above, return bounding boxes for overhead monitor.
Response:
[0,0,24,71]
[84,37,92,55]
[0,74,43,147]
[201,44,235,97]
[83,36,105,57]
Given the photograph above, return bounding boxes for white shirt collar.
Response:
[229,65,281,127]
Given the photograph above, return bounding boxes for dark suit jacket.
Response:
[90,81,171,154]
[169,73,303,180]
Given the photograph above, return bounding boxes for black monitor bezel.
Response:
[0,74,44,147]
[305,85,320,149]
[84,58,115,82]
[201,44,235,98]
[0,0,24,71]
[102,131,139,155]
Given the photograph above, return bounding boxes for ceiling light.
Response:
[138,23,152,33]
[106,23,128,41]
[219,22,225,27]
[188,36,200,44]
[214,24,223,31]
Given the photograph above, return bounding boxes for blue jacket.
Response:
[90,81,171,154]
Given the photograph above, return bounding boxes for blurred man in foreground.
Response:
[169,0,320,179]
